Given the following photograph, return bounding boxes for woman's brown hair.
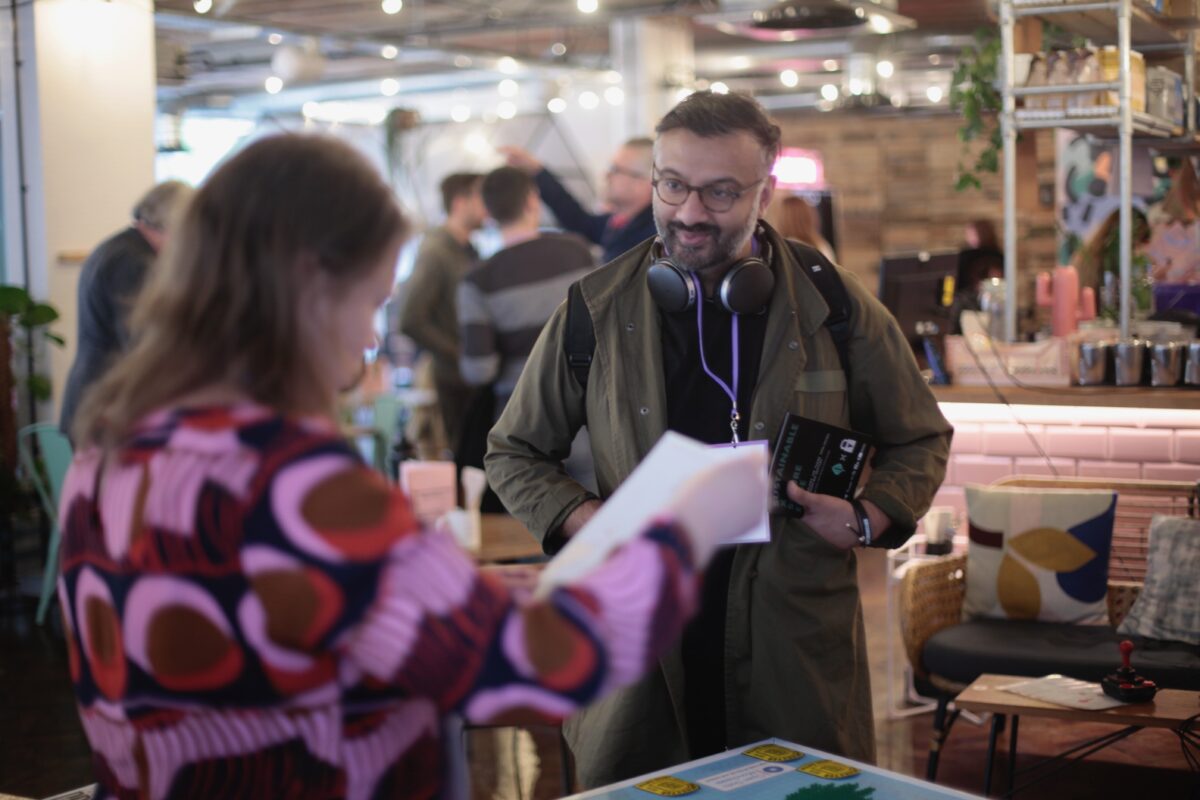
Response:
[74,134,408,449]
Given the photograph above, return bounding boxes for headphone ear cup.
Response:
[718,257,775,315]
[647,258,696,313]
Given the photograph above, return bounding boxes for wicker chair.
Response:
[898,476,1199,781]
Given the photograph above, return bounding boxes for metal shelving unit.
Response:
[999,0,1199,341]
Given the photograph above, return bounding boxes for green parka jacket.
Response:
[485,223,952,788]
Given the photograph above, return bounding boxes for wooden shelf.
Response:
[1014,108,1182,136]
[933,383,1200,409]
[1012,0,1189,47]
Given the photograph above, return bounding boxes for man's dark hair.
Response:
[440,172,483,215]
[481,166,535,226]
[655,91,782,168]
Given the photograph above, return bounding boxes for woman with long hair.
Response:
[773,194,836,262]
[59,134,762,799]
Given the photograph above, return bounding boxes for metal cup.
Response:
[1073,340,1110,385]
[1111,338,1146,386]
[1149,342,1185,387]
[1186,341,1200,386]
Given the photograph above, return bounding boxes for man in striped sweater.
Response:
[457,166,595,412]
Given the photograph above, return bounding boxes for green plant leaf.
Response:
[44,331,65,347]
[1009,527,1097,572]
[28,373,52,401]
[0,284,31,315]
[19,303,59,327]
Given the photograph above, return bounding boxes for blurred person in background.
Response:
[59,133,766,800]
[60,180,193,439]
[500,138,657,264]
[400,172,485,455]
[772,194,836,262]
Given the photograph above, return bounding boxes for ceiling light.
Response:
[578,0,598,12]
[498,57,519,74]
[381,0,403,14]
[730,56,752,70]
[928,54,941,66]
[674,87,694,103]
[823,59,838,72]
[498,79,519,97]
[868,14,892,33]
[497,101,517,119]
[454,55,472,68]
[820,83,839,101]
[711,81,729,94]
[604,70,622,84]
[381,44,399,59]
[876,60,894,78]
[551,42,567,57]
[268,33,283,45]
[579,90,599,109]
[466,132,489,154]
[604,86,624,105]
[193,0,212,12]
[779,31,796,41]
[926,85,943,103]
[780,69,799,88]
[381,78,399,96]
[264,76,282,94]
[848,78,865,95]
[302,101,319,118]
[450,104,471,122]
[547,97,567,114]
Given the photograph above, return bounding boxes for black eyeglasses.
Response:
[651,170,766,213]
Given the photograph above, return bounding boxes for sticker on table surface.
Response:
[798,760,860,780]
[743,743,805,763]
[697,762,791,791]
[634,776,700,796]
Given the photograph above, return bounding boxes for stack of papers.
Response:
[1000,675,1126,711]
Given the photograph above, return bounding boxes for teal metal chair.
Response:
[17,423,73,625]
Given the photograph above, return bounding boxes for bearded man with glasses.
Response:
[487,91,952,788]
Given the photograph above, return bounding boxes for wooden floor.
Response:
[1,549,1196,799]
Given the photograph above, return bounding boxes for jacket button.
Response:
[626,322,635,332]
[754,421,765,431]
[639,406,650,416]
[788,340,799,350]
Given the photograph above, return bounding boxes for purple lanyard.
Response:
[691,272,741,444]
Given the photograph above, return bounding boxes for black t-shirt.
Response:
[659,297,769,758]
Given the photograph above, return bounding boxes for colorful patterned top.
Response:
[57,405,697,800]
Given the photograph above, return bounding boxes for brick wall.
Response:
[929,403,1200,520]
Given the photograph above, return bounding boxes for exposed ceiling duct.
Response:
[704,0,916,42]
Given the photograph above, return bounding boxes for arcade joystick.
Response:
[1101,640,1158,703]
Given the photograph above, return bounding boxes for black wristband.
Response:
[850,498,873,547]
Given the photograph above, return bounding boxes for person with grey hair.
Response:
[60,180,192,438]
[487,91,952,786]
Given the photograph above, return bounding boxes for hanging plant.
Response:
[950,26,1002,192]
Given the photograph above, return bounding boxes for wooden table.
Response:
[955,674,1200,796]
[478,513,545,564]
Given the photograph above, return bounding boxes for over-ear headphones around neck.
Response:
[646,228,776,315]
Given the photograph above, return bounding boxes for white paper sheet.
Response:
[535,432,767,597]
[708,441,770,545]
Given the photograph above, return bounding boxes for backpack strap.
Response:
[565,280,595,390]
[786,240,852,379]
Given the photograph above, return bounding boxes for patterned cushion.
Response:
[963,485,1117,624]
[1117,515,1200,645]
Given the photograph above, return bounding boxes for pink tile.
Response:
[949,423,983,455]
[1044,425,1108,460]
[950,454,1015,487]
[1176,430,1200,464]
[1076,460,1143,480]
[1142,462,1200,481]
[1013,457,1077,477]
[1108,427,1173,463]
[980,423,1046,457]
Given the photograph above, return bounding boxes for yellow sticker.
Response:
[798,760,860,780]
[634,776,700,796]
[743,744,805,763]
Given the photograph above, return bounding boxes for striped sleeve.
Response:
[457,278,500,386]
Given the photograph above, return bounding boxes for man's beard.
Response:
[654,209,759,274]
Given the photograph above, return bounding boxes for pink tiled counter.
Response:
[928,386,1200,518]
